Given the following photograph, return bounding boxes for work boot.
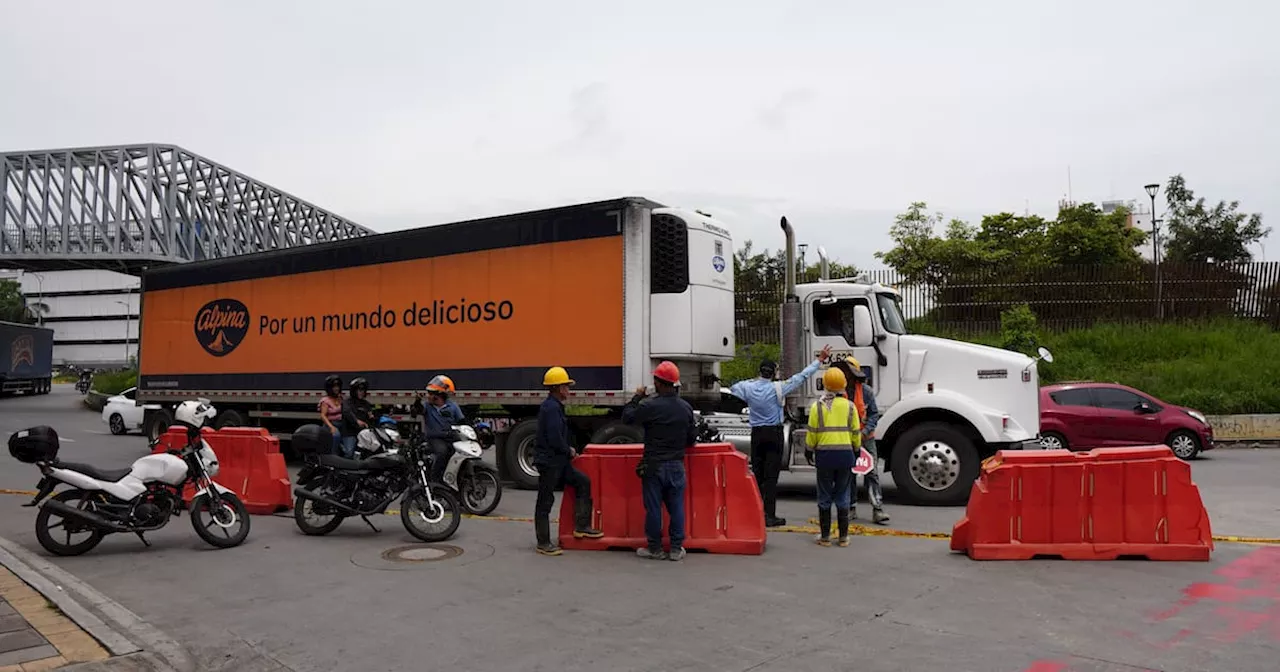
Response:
[873,508,891,525]
[667,546,686,561]
[535,516,562,556]
[765,515,787,528]
[637,546,667,560]
[572,498,604,539]
[816,509,831,546]
[837,510,851,547]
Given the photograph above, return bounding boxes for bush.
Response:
[92,370,137,396]
[729,319,1280,415]
[719,342,781,387]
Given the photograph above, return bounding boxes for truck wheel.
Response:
[503,420,541,490]
[890,422,980,506]
[145,409,174,442]
[589,421,643,445]
[214,409,245,429]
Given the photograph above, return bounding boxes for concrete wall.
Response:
[1207,415,1280,441]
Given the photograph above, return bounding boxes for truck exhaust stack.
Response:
[779,217,803,381]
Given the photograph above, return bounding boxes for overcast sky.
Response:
[2,0,1275,267]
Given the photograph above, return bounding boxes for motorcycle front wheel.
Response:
[34,489,107,557]
[461,464,502,516]
[400,486,461,543]
[190,492,251,549]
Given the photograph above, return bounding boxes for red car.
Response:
[1038,382,1215,460]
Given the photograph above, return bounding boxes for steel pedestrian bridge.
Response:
[1,144,374,273]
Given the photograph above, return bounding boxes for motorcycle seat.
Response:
[317,453,400,471]
[56,461,132,483]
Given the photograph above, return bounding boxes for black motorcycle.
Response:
[290,424,461,542]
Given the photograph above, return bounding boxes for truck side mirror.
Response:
[852,304,874,347]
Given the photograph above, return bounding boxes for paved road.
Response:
[1,386,1278,671]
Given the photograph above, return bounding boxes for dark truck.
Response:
[0,320,54,396]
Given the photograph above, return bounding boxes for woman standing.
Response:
[318,375,344,454]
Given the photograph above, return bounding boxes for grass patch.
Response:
[91,369,137,396]
[728,319,1280,415]
[53,373,78,383]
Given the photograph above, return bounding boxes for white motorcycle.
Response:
[432,423,502,516]
[9,402,251,557]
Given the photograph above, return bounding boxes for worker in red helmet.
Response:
[622,360,697,561]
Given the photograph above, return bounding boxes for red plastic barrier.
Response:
[557,442,766,555]
[950,445,1213,561]
[152,425,292,515]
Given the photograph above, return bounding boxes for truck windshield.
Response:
[877,293,907,335]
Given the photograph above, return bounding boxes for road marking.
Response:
[1,490,1277,545]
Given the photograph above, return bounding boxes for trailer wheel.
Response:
[589,421,643,445]
[214,409,246,429]
[503,419,541,490]
[145,409,174,442]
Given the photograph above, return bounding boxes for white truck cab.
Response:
[710,217,1049,505]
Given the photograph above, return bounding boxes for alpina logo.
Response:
[193,299,249,357]
[11,335,33,369]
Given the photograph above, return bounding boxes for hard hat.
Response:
[543,366,574,387]
[822,367,847,392]
[652,361,680,385]
[426,375,455,395]
[839,358,867,380]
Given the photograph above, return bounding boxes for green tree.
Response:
[1045,202,1146,265]
[975,212,1050,267]
[875,202,991,285]
[1163,174,1269,264]
[0,279,38,324]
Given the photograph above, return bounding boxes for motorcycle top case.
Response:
[8,426,59,463]
[292,424,333,454]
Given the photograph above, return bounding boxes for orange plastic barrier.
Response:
[557,442,766,555]
[152,425,292,515]
[950,445,1213,561]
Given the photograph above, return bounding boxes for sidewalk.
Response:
[0,538,188,672]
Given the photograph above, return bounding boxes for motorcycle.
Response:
[7,424,251,556]
[75,376,90,395]
[290,423,462,542]
[354,415,403,459]
[401,421,502,516]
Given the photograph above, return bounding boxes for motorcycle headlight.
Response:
[456,425,477,441]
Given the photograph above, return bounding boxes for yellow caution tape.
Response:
[1,489,1276,544]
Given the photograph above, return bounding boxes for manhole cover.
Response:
[350,541,494,571]
[380,544,464,563]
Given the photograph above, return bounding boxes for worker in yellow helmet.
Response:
[532,366,603,556]
[804,366,862,547]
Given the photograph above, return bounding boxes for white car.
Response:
[101,387,145,435]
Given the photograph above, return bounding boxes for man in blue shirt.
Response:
[533,366,603,556]
[728,344,832,527]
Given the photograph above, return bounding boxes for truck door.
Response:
[793,295,878,467]
[870,292,905,409]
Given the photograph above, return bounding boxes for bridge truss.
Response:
[0,143,374,272]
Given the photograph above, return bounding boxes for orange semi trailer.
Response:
[135,197,736,489]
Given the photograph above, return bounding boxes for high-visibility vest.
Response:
[806,395,862,453]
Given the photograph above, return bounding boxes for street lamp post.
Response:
[114,300,131,367]
[1144,183,1163,319]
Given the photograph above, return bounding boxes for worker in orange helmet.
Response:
[419,374,465,484]
[622,360,697,561]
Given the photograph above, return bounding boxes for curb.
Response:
[0,536,193,672]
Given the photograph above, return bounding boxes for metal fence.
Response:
[735,262,1280,344]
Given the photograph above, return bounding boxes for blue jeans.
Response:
[340,435,357,458]
[642,460,686,550]
[816,467,853,512]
